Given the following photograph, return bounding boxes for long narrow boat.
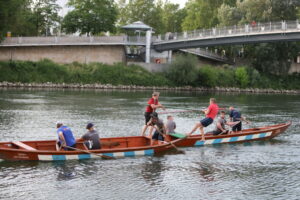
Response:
[169,122,291,147]
[0,136,182,161]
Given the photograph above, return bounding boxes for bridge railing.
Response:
[1,36,127,46]
[155,20,300,43]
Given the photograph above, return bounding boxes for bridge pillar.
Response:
[145,30,152,63]
[167,50,172,64]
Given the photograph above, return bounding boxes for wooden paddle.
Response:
[154,128,185,154]
[63,145,115,159]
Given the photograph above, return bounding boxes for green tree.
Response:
[0,0,35,39]
[62,0,118,35]
[32,0,61,36]
[235,67,249,88]
[182,0,223,30]
[117,0,164,33]
[166,54,198,85]
[160,1,186,33]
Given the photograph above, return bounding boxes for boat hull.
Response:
[0,136,181,161]
[174,122,291,147]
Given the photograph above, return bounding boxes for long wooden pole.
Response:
[64,145,115,159]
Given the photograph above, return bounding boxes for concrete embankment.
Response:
[0,82,299,94]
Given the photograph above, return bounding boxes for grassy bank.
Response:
[0,58,300,90]
[0,60,172,86]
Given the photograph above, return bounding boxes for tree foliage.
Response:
[62,0,118,35]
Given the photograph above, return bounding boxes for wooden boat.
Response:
[0,136,182,161]
[169,122,291,147]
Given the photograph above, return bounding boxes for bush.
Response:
[197,65,219,87]
[166,54,198,86]
[235,67,249,88]
[0,60,172,86]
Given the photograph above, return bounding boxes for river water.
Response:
[0,88,299,200]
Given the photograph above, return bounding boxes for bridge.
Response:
[153,20,300,51]
[1,20,300,64]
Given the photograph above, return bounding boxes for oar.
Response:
[63,145,115,159]
[154,128,185,154]
[158,108,226,115]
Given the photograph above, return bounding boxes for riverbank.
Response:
[1,81,299,94]
[1,59,300,94]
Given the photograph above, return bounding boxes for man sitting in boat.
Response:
[206,111,240,135]
[166,115,176,134]
[56,122,76,151]
[229,106,245,132]
[187,98,219,141]
[81,123,101,150]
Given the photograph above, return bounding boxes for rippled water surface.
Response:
[0,89,299,200]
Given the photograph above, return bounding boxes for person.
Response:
[141,112,166,144]
[206,111,240,135]
[141,112,158,137]
[151,116,167,145]
[56,122,76,151]
[187,98,219,141]
[141,92,165,136]
[166,115,176,134]
[229,106,245,132]
[81,123,101,150]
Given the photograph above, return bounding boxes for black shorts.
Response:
[232,121,242,131]
[152,131,164,141]
[212,130,228,135]
[200,117,213,127]
[144,112,152,125]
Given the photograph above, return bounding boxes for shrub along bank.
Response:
[0,58,300,90]
[166,55,300,90]
[0,60,171,86]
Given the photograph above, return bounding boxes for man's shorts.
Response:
[200,117,213,127]
[144,112,152,125]
[152,131,164,141]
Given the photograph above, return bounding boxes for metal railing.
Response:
[180,48,232,63]
[154,20,300,43]
[0,36,129,46]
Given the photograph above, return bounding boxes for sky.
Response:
[57,0,189,16]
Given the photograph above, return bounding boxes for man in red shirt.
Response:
[141,92,165,136]
[187,98,219,141]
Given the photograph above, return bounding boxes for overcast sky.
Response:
[57,0,189,16]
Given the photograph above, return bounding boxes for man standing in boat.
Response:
[187,98,219,141]
[229,106,245,132]
[56,122,76,151]
[141,92,165,136]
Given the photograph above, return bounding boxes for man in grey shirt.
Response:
[207,111,240,135]
[82,123,101,149]
[166,115,176,134]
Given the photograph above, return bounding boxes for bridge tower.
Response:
[122,21,152,63]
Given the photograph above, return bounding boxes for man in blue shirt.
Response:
[229,106,244,132]
[56,122,76,151]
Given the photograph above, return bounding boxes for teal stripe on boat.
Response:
[229,136,239,142]
[124,151,135,157]
[245,135,253,140]
[52,155,66,161]
[78,154,91,160]
[259,133,267,138]
[102,153,114,157]
[195,140,205,146]
[212,138,223,144]
[144,149,154,156]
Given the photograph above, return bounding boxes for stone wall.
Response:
[0,45,126,64]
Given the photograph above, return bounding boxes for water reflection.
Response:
[141,157,165,186]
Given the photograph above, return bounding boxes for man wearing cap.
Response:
[56,122,76,151]
[142,92,165,136]
[81,123,101,150]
